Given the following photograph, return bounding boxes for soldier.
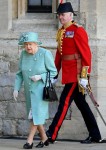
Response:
[46,2,102,144]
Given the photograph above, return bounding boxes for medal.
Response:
[65,31,74,38]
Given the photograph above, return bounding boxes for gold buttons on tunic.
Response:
[56,28,65,55]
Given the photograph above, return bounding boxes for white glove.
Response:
[30,75,41,82]
[13,90,18,101]
[28,108,32,120]
[51,78,58,84]
[79,78,88,88]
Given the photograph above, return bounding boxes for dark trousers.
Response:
[47,83,101,141]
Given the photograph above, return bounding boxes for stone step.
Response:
[0,13,58,49]
[13,18,58,25]
[12,13,58,32]
[13,23,57,32]
[0,38,57,49]
[20,13,56,19]
[0,31,57,39]
[12,19,58,32]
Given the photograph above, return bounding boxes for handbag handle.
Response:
[44,72,48,87]
[45,71,52,88]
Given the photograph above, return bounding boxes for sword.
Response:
[86,85,106,126]
[80,66,106,126]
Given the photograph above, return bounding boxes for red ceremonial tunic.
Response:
[55,22,92,84]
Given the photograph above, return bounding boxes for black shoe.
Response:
[81,136,101,144]
[46,131,55,144]
[48,137,55,144]
[35,139,49,148]
[23,143,33,149]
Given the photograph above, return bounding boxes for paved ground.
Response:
[0,138,106,150]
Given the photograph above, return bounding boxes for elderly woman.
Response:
[13,32,57,149]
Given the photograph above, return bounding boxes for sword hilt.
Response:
[87,85,92,93]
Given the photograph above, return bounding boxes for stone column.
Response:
[0,0,12,32]
[52,0,57,19]
[18,0,26,18]
[80,0,106,138]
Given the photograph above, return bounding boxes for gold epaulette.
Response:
[73,22,82,27]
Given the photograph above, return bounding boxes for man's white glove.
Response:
[51,78,58,84]
[79,78,88,88]
[30,75,41,82]
[13,90,18,101]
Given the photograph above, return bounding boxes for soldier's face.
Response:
[24,42,38,54]
[58,12,72,25]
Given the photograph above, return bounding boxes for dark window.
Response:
[28,0,52,13]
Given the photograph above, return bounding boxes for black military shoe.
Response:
[80,136,102,144]
[46,131,55,144]
[35,139,49,148]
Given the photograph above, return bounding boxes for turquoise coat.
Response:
[14,47,57,125]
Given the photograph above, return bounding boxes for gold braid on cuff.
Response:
[78,66,90,95]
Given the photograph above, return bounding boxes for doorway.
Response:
[28,0,52,13]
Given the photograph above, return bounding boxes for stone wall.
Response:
[0,0,12,31]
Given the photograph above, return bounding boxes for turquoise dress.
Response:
[14,47,57,125]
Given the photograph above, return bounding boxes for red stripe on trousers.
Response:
[52,83,77,140]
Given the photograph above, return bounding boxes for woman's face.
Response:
[24,42,38,54]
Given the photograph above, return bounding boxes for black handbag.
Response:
[43,71,58,102]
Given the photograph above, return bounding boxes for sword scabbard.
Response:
[86,86,106,126]
[86,86,99,107]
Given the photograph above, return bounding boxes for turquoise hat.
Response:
[18,32,42,46]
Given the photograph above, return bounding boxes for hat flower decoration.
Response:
[18,32,42,46]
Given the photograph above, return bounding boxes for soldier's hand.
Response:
[79,78,88,88]
[51,78,58,84]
